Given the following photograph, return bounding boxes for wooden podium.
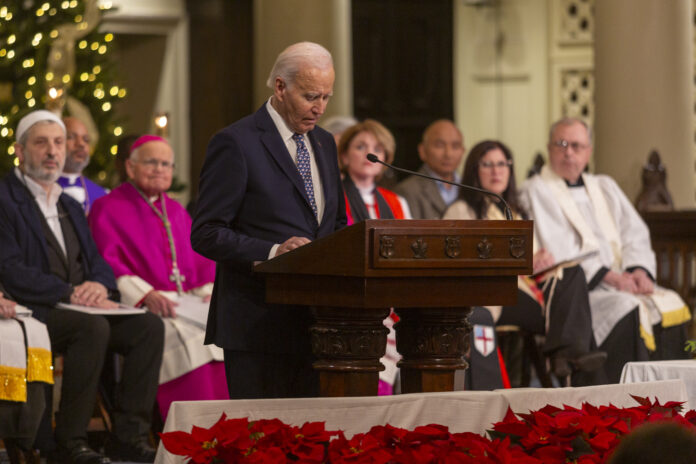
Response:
[255,219,532,397]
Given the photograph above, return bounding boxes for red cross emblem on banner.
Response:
[473,325,495,357]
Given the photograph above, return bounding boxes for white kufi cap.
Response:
[16,110,66,142]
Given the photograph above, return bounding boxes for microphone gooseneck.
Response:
[366,153,514,220]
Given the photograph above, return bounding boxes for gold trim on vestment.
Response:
[0,365,27,402]
[639,325,656,352]
[661,305,691,328]
[27,347,54,384]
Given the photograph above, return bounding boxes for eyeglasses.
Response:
[479,159,512,169]
[136,159,175,169]
[552,139,589,151]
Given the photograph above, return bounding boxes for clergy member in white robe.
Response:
[520,117,690,382]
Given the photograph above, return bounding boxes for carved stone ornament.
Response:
[444,236,461,259]
[411,238,428,259]
[509,237,526,258]
[477,237,493,259]
[379,235,395,259]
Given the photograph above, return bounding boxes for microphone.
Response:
[366,153,513,220]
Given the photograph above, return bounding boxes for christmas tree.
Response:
[0,0,126,186]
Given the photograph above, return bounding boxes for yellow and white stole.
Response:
[0,312,53,402]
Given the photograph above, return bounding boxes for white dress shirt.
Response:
[14,167,67,256]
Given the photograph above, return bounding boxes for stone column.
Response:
[595,0,694,208]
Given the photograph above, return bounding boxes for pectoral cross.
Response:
[169,265,186,295]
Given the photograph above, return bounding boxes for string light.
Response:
[36,8,44,17]
[49,29,58,38]
[8,146,15,155]
[41,2,50,10]
[22,58,35,68]
[7,35,15,44]
[6,50,14,59]
[110,145,118,155]
[98,45,107,54]
[93,88,105,99]
[104,33,114,42]
[5,13,13,20]
[74,14,82,22]
[0,7,7,17]
[102,102,111,111]
[13,158,19,167]
[79,72,88,81]
[62,74,70,83]
[25,91,32,99]
[49,7,57,15]
[90,42,99,51]
[32,33,42,46]
[78,40,87,49]
[28,76,36,85]
[109,86,118,96]
[113,126,122,136]
[1,128,8,137]
[70,0,78,7]
[45,72,54,81]
[28,98,36,107]
[61,1,69,8]
[0,50,6,58]
[93,65,101,74]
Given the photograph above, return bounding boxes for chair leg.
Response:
[523,333,553,388]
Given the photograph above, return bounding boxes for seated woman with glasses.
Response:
[443,140,606,386]
[89,135,227,420]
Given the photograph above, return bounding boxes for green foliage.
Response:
[0,0,126,186]
[685,339,696,354]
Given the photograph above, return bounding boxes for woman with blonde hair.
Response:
[338,119,411,223]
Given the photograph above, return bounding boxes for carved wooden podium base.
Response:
[310,306,390,397]
[395,307,472,393]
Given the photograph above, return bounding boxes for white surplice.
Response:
[519,166,690,349]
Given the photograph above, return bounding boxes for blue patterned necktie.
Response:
[292,133,318,217]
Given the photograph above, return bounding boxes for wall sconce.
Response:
[154,111,169,137]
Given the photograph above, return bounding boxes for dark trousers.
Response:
[223,350,318,399]
[45,309,163,448]
[0,383,46,449]
[599,308,649,384]
[498,265,595,357]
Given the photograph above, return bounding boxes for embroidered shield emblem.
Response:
[473,324,496,357]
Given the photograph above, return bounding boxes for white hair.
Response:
[548,117,593,145]
[265,42,333,89]
[322,115,358,135]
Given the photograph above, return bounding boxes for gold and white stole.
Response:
[0,315,53,402]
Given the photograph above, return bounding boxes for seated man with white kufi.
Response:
[0,110,164,464]
[520,117,691,383]
[89,135,226,419]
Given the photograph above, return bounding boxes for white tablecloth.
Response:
[155,379,687,464]
[621,360,696,410]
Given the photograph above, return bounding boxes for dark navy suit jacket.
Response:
[0,172,117,320]
[191,104,347,354]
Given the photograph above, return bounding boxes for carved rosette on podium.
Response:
[255,219,532,397]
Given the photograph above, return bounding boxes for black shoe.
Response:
[50,443,111,464]
[105,436,156,463]
[4,439,41,464]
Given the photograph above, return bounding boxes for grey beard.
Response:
[64,154,90,174]
[23,164,62,185]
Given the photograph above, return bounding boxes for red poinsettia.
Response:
[160,396,694,464]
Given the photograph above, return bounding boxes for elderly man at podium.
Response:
[192,41,346,399]
[89,135,227,418]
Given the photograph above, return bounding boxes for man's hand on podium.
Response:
[276,236,311,256]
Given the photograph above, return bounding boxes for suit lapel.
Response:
[256,106,315,214]
[8,174,52,260]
